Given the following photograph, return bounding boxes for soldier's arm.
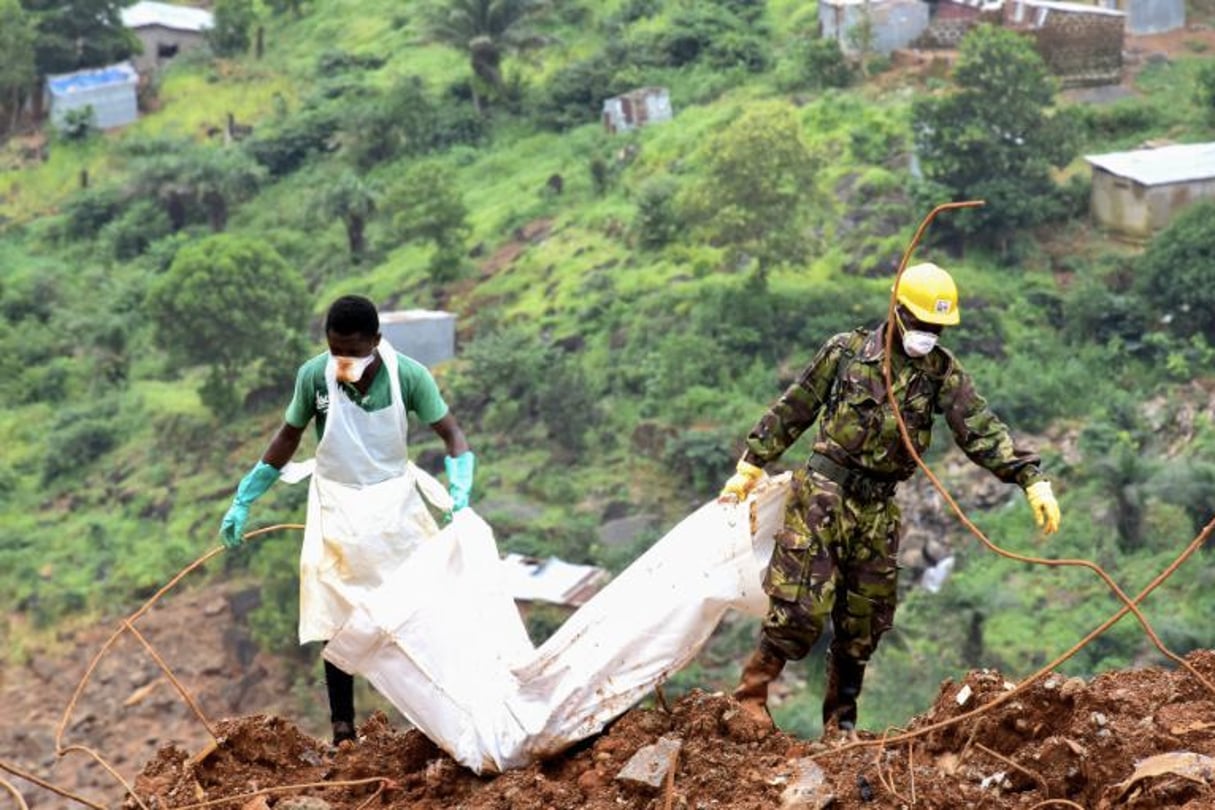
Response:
[938,358,1045,487]
[742,334,849,467]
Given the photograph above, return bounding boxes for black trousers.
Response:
[324,656,355,725]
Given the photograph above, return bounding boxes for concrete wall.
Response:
[380,310,457,368]
[129,26,208,73]
[1090,170,1215,241]
[819,0,931,55]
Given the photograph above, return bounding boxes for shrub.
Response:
[1134,199,1215,343]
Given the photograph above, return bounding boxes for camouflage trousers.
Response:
[761,467,901,664]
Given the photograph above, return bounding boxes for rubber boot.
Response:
[332,720,356,746]
[732,642,787,728]
[821,651,867,733]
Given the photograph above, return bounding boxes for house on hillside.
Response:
[1003,0,1125,87]
[46,62,139,132]
[1085,142,1215,241]
[911,0,1124,87]
[819,0,931,54]
[122,1,214,73]
[602,87,672,134]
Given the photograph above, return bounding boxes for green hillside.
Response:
[2,0,1214,738]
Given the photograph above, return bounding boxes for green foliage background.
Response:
[2,0,1214,737]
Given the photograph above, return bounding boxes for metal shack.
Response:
[379,309,457,368]
[1097,0,1184,35]
[819,0,931,55]
[122,1,215,73]
[602,87,672,134]
[1085,142,1215,241]
[45,62,139,131]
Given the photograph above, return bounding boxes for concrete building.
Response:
[122,1,214,73]
[1085,142,1215,241]
[602,87,672,134]
[819,0,931,55]
[1004,0,1125,87]
[380,309,457,368]
[45,62,139,131]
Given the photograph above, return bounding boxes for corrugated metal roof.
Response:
[121,1,214,32]
[46,62,138,96]
[501,554,610,607]
[1085,142,1215,185]
[1011,0,1124,16]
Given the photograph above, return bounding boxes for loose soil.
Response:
[126,650,1215,809]
[4,577,1214,808]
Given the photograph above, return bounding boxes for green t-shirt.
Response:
[284,351,449,439]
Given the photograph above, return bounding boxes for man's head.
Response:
[892,263,959,357]
[325,295,381,382]
[325,295,380,339]
[894,263,959,327]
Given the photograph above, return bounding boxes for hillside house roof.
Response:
[1085,142,1215,185]
[501,554,609,607]
[121,1,214,32]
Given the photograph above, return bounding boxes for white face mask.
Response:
[902,330,939,358]
[333,352,376,383]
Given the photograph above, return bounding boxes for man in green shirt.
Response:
[219,294,475,746]
[719,263,1061,737]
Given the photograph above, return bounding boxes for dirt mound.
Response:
[123,650,1215,809]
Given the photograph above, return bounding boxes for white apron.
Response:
[298,338,448,644]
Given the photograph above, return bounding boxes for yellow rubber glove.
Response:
[718,460,764,503]
[1025,481,1061,535]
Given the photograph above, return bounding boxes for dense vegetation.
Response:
[2,0,1214,738]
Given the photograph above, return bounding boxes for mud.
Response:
[121,650,1215,809]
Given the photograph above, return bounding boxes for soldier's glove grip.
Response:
[719,459,764,503]
[1025,480,1061,536]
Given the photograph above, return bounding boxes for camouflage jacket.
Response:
[742,324,1044,488]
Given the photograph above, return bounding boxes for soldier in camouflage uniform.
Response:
[719,263,1062,735]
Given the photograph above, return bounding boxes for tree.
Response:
[385,163,470,280]
[208,0,256,57]
[1194,61,1215,126]
[21,0,135,76]
[421,0,547,112]
[313,169,378,260]
[126,141,266,232]
[1134,199,1215,344]
[147,235,309,418]
[911,24,1077,252]
[680,100,821,280]
[0,0,36,133]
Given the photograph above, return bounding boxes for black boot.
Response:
[332,720,357,746]
[325,658,356,745]
[822,650,867,732]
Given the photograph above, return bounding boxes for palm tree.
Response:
[422,0,547,112]
[314,170,378,261]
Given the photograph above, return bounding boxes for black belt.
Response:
[807,453,898,501]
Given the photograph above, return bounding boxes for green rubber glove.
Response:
[219,461,280,548]
[444,451,476,512]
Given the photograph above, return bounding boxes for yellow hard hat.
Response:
[895,262,960,326]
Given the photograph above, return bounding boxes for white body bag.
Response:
[319,474,791,772]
